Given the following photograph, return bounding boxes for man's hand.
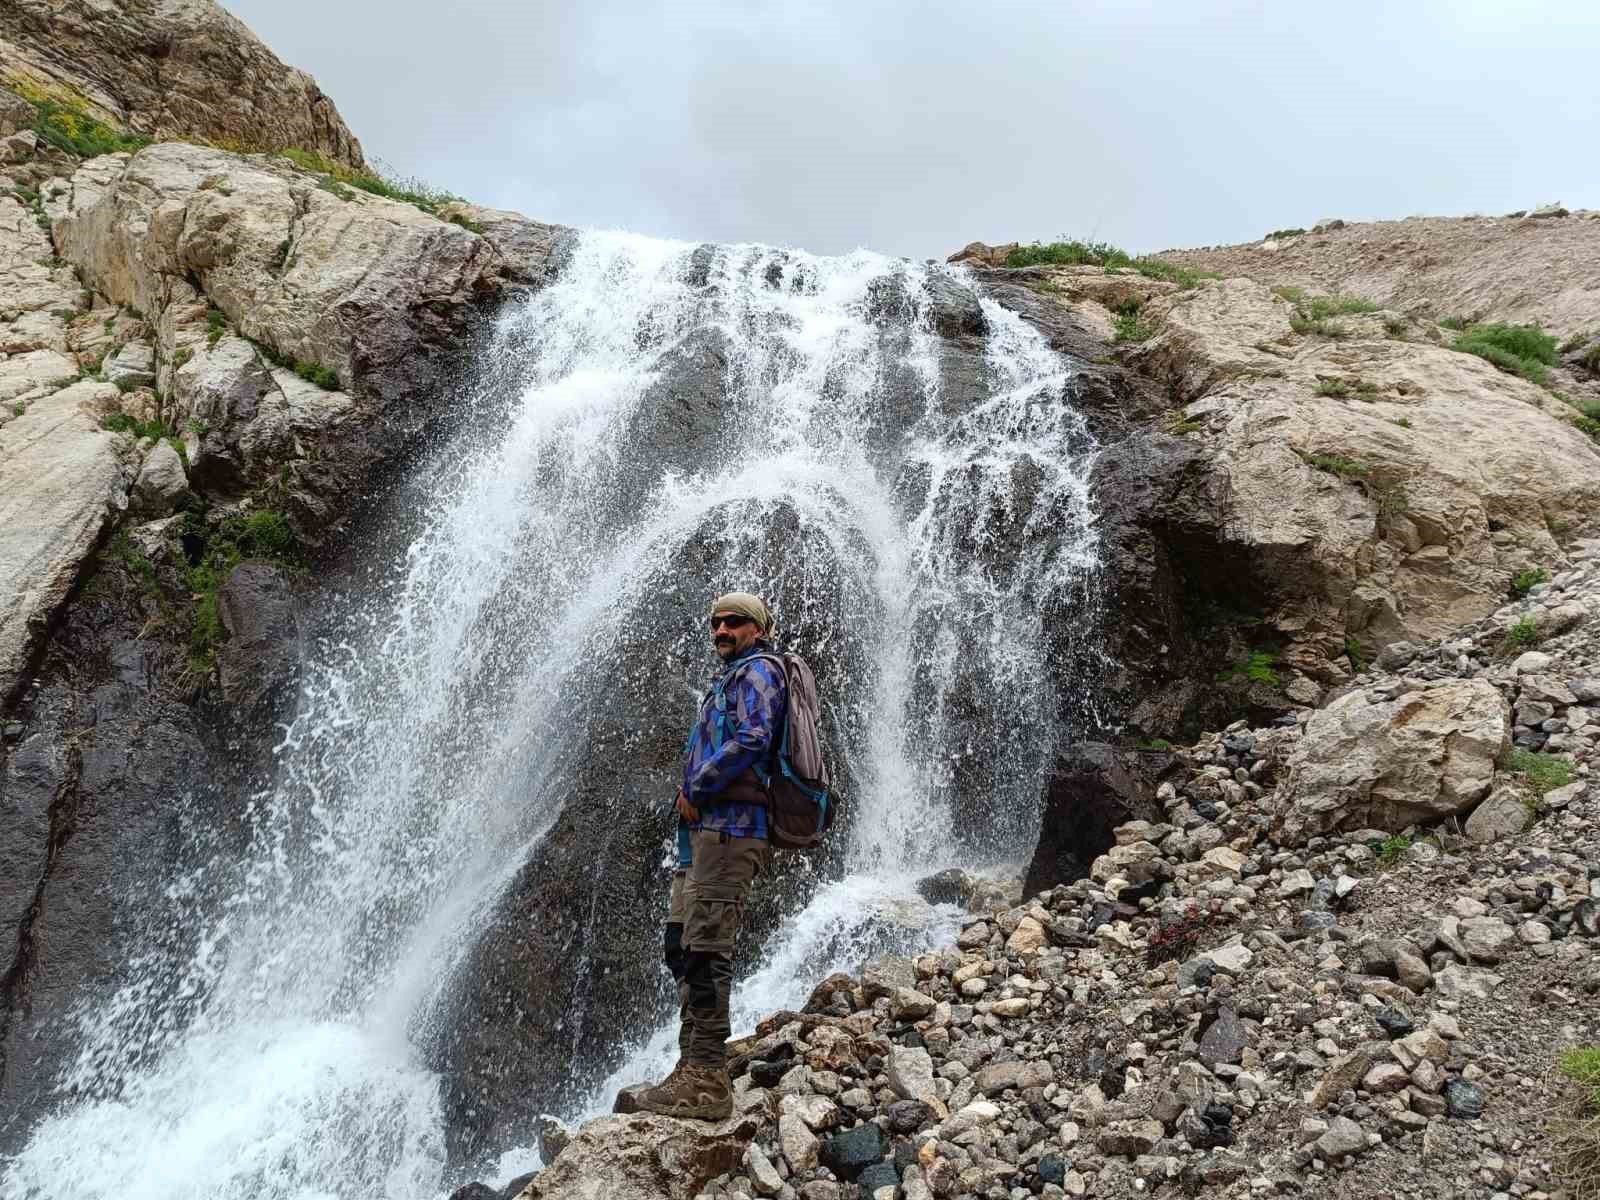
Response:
[675,789,699,821]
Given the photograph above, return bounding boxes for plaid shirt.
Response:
[677,643,785,862]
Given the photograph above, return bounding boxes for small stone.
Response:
[1362,1063,1410,1094]
[1444,1078,1486,1119]
[820,1123,889,1180]
[746,1140,786,1197]
[779,1111,821,1172]
[1097,1117,1163,1156]
[886,1046,940,1107]
[1006,915,1050,956]
[534,1113,571,1163]
[885,1100,932,1134]
[1198,1007,1247,1066]
[1278,869,1315,897]
[1512,651,1553,675]
[990,996,1030,1018]
[975,1060,1053,1095]
[1374,1008,1414,1039]
[1207,943,1254,975]
[890,987,935,1021]
[855,1161,898,1200]
[1518,920,1552,945]
[1314,1116,1368,1159]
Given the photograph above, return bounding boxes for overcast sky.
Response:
[230,0,1600,260]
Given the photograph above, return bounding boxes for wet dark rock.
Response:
[448,1185,496,1200]
[497,1171,538,1200]
[1575,899,1600,938]
[856,1160,899,1198]
[1023,743,1164,895]
[612,1084,648,1114]
[216,561,302,715]
[1037,1153,1068,1185]
[1444,1078,1485,1119]
[821,1122,889,1179]
[914,868,972,907]
[749,1057,791,1088]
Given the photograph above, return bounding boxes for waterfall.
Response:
[3,232,1100,1199]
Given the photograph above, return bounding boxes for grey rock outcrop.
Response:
[1276,679,1507,842]
[518,1113,759,1200]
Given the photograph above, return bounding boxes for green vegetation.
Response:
[6,75,150,159]
[1301,451,1369,479]
[1111,299,1155,344]
[1451,322,1559,385]
[172,347,193,370]
[1345,636,1370,673]
[1264,227,1306,241]
[101,412,175,440]
[1218,648,1281,689]
[247,336,340,390]
[1580,342,1600,374]
[206,306,228,346]
[1314,378,1350,398]
[277,147,461,217]
[1131,259,1219,289]
[183,508,298,669]
[1384,317,1409,338]
[1501,747,1573,794]
[1559,332,1592,355]
[1392,416,1412,428]
[448,213,485,235]
[1374,833,1412,864]
[1136,737,1174,751]
[1290,314,1347,339]
[1355,380,1380,397]
[109,529,161,601]
[1502,616,1541,653]
[1563,1047,1600,1109]
[1439,316,1470,332]
[1006,239,1131,269]
[1511,567,1550,599]
[1369,481,1410,524]
[1302,295,1379,319]
[11,402,25,417]
[1168,419,1203,435]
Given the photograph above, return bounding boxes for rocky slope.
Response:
[0,0,366,167]
[500,541,1600,1200]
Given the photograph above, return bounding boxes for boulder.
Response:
[1463,784,1532,844]
[1024,743,1164,895]
[131,440,188,515]
[1276,680,1508,842]
[215,561,301,713]
[104,340,156,389]
[523,1113,759,1200]
[0,379,129,705]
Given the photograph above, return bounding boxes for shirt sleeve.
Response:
[685,660,784,804]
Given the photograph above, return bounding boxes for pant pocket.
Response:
[686,892,742,954]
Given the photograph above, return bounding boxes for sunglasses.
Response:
[710,614,754,632]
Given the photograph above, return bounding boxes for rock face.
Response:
[519,1113,758,1200]
[0,0,366,167]
[0,380,131,705]
[1276,679,1507,842]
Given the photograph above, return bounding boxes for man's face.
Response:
[710,611,762,661]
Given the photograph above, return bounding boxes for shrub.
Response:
[1501,747,1573,794]
[1111,300,1155,344]
[447,213,485,235]
[1218,648,1281,689]
[1392,417,1412,428]
[1145,900,1231,966]
[1502,616,1541,652]
[1005,240,1132,269]
[1314,378,1350,397]
[1290,314,1348,339]
[293,361,340,390]
[1582,343,1600,374]
[11,402,24,417]
[1510,567,1550,598]
[1345,636,1370,672]
[1559,332,1592,355]
[1373,833,1412,864]
[1439,316,1470,331]
[21,91,150,159]
[1264,227,1307,240]
[1302,451,1369,479]
[206,306,228,346]
[277,147,461,217]
[1452,322,1559,385]
[172,347,193,370]
[1272,285,1307,304]
[1368,481,1409,524]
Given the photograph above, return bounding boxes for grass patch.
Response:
[1301,451,1369,479]
[1111,299,1155,344]
[1137,737,1174,751]
[1452,323,1558,385]
[447,213,485,235]
[1290,314,1348,339]
[1369,481,1409,524]
[1218,648,1281,689]
[1501,616,1541,653]
[1580,343,1600,374]
[172,347,193,370]
[109,529,161,602]
[1315,378,1351,397]
[1302,295,1378,319]
[1439,316,1470,332]
[247,337,340,390]
[1373,833,1412,865]
[1511,567,1550,599]
[1559,332,1592,355]
[1005,239,1132,269]
[11,402,25,417]
[101,412,175,440]
[1264,227,1307,241]
[1391,416,1412,428]
[1131,258,1219,289]
[1554,1045,1600,1200]
[277,147,460,217]
[1500,747,1573,794]
[206,306,228,346]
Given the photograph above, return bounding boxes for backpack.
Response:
[715,650,835,851]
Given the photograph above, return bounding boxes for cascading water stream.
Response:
[3,231,1100,1199]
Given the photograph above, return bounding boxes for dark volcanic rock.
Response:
[821,1122,889,1180]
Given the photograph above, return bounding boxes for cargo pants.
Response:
[664,828,769,1069]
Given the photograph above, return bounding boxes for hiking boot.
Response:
[633,1063,733,1120]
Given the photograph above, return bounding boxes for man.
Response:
[636,591,786,1120]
